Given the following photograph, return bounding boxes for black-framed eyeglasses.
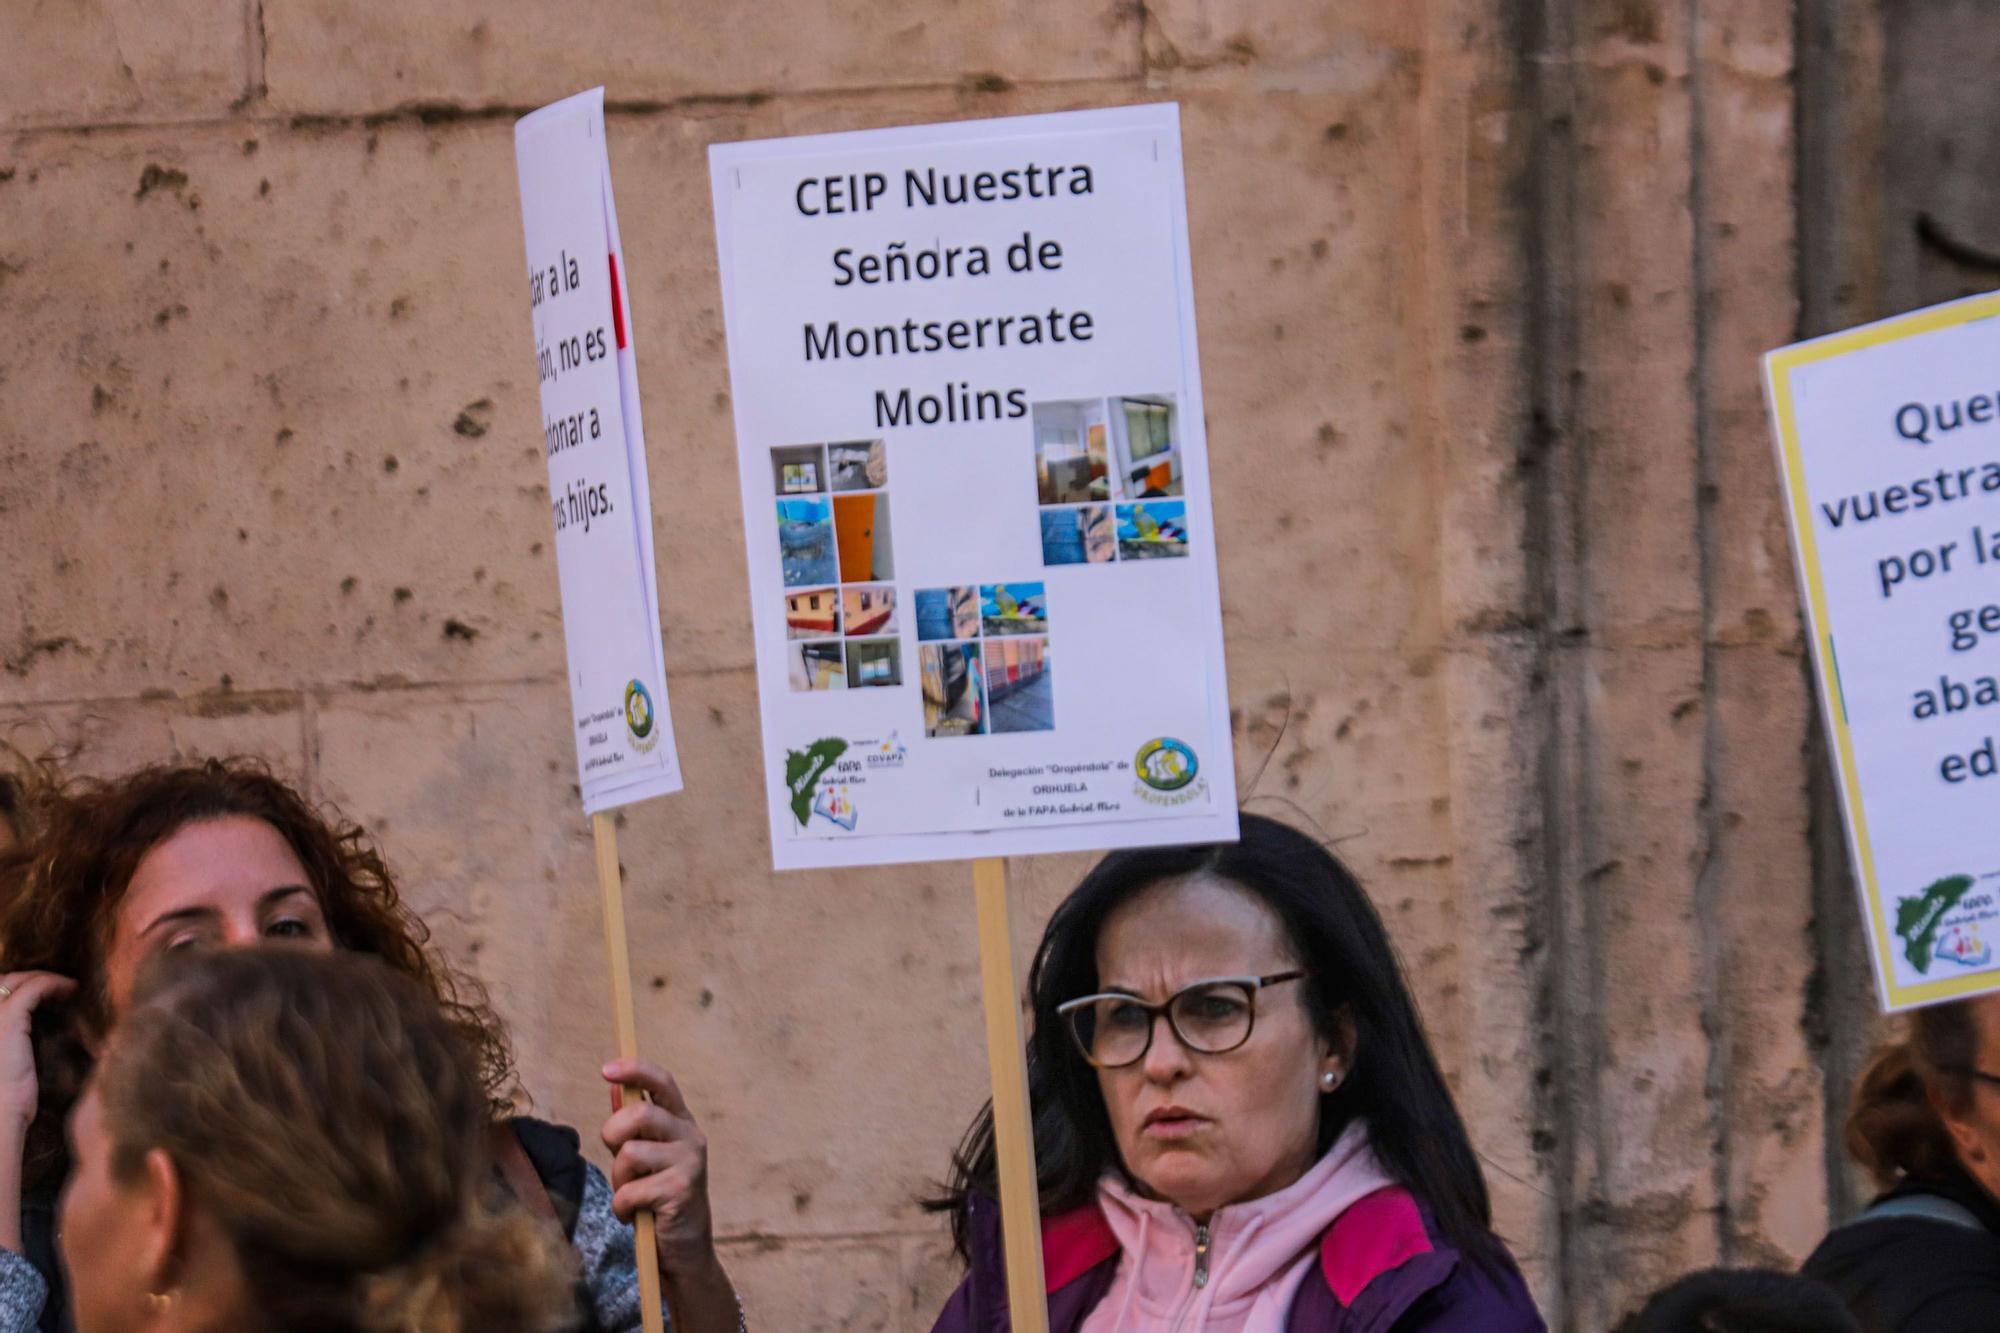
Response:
[1055,971,1309,1069]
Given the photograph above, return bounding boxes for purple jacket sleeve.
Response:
[929,1275,976,1333]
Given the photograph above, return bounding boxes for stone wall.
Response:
[2,1,1983,1327]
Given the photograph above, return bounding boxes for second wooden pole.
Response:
[972,855,1050,1333]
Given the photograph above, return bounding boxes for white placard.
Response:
[1766,291,2000,1010]
[710,104,1237,870]
[515,89,681,814]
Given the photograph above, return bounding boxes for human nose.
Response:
[219,914,263,947]
[1139,1010,1194,1082]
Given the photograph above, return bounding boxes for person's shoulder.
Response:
[504,1115,588,1234]
[1806,1206,2000,1292]
[508,1114,584,1166]
[1301,1188,1544,1332]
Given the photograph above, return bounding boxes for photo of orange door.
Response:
[835,494,875,581]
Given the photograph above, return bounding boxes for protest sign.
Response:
[709,103,1236,871]
[711,102,1235,1333]
[516,88,681,816]
[515,88,678,1332]
[1766,291,2000,1010]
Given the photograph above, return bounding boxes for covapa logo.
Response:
[624,680,659,752]
[1135,738,1198,792]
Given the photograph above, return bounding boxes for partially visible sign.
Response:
[1766,292,2000,1010]
[515,89,680,813]
[710,104,1237,869]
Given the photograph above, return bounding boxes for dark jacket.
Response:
[1803,1164,2000,1333]
[931,1186,1544,1333]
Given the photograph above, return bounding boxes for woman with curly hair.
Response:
[0,756,741,1333]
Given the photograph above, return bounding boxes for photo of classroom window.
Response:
[828,440,888,492]
[1031,394,1183,505]
[846,637,902,688]
[784,587,840,639]
[1032,399,1112,505]
[777,497,838,586]
[983,637,1052,733]
[915,587,980,641]
[770,444,825,495]
[841,585,896,636]
[920,641,986,737]
[1116,396,1182,498]
[1039,504,1114,566]
[1116,500,1189,560]
[833,492,895,582]
[787,641,845,692]
[980,582,1048,637]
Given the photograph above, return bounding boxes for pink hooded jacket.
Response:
[1079,1122,1394,1333]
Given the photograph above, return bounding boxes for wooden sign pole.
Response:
[972,856,1050,1333]
[593,811,670,1333]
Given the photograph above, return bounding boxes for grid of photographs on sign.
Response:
[914,582,1052,737]
[1033,393,1190,567]
[775,441,901,691]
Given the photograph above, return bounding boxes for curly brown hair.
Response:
[1846,998,1985,1188]
[0,755,517,1193]
[99,947,575,1331]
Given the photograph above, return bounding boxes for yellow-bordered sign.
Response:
[1766,291,2000,1010]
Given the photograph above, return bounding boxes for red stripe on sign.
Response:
[608,253,629,350]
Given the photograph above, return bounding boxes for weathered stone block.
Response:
[717,1234,900,1332]
[0,121,564,701]
[1141,0,1419,80]
[0,694,308,783]
[0,0,248,129]
[1711,646,1825,1265]
[262,1,1141,117]
[307,682,604,1123]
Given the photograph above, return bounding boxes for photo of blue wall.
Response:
[777,497,838,586]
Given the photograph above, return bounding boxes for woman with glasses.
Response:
[928,813,1542,1332]
[1802,995,2000,1328]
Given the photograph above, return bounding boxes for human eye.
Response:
[1102,999,1151,1031]
[1188,990,1249,1021]
[160,928,212,955]
[265,917,316,940]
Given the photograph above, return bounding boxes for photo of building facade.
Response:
[841,585,895,636]
[784,587,840,638]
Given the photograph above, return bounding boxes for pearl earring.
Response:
[1320,1068,1340,1092]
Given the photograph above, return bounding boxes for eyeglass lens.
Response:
[1069,981,1256,1066]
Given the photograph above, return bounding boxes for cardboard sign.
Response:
[515,89,681,813]
[1767,292,2000,1009]
[710,104,1237,869]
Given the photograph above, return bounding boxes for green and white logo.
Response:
[784,738,849,828]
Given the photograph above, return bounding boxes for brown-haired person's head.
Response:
[1848,993,2000,1199]
[0,757,513,1189]
[59,947,574,1333]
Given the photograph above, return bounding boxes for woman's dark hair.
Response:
[931,812,1501,1269]
[1847,999,1984,1187]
